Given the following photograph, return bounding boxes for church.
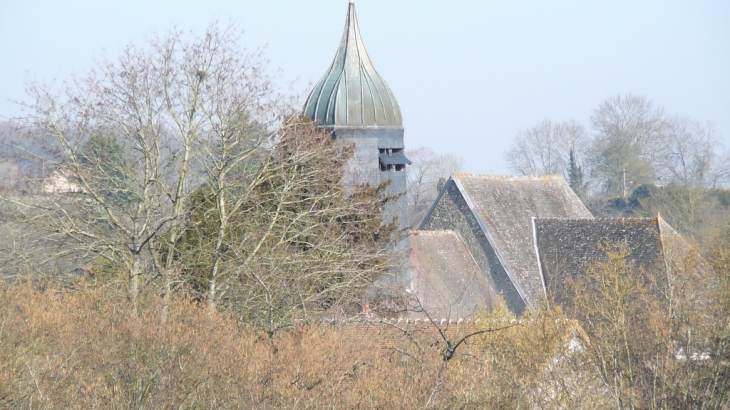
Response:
[302,2,699,319]
[302,0,410,234]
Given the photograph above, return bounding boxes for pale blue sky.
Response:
[1,0,728,173]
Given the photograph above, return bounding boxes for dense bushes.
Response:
[3,242,729,409]
[0,278,590,408]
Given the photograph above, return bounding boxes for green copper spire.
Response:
[303,1,403,129]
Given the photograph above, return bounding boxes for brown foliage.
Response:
[21,244,730,409]
[0,279,596,409]
[568,244,730,409]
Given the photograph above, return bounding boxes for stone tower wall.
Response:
[334,128,409,233]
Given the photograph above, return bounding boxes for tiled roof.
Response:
[409,230,499,318]
[452,174,593,306]
[534,218,666,305]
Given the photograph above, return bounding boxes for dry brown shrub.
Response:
[0,278,604,409]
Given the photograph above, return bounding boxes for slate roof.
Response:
[303,2,402,129]
[409,230,499,318]
[441,174,593,307]
[534,218,666,306]
[416,173,702,316]
[379,153,411,166]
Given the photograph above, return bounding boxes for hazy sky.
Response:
[1,0,728,173]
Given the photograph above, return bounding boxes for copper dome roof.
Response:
[303,2,403,129]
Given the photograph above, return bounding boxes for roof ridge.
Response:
[454,173,563,180]
[410,229,458,236]
[536,217,657,222]
[451,175,533,311]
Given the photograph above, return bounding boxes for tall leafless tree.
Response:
[662,116,730,189]
[3,23,396,330]
[504,119,589,180]
[4,23,281,310]
[588,94,667,197]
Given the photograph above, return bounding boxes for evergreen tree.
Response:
[436,177,447,194]
[568,148,585,198]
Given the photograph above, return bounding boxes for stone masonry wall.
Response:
[335,128,409,234]
[334,128,411,288]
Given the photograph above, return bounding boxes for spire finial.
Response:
[350,0,355,4]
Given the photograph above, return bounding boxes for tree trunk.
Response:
[130,256,141,314]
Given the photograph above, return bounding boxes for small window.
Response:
[379,147,409,172]
[379,148,404,155]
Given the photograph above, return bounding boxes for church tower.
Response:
[303,1,410,232]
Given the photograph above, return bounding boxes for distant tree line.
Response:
[505,94,730,243]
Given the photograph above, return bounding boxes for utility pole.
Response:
[622,169,626,198]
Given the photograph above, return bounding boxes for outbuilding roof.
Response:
[534,217,666,306]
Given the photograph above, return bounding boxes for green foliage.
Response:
[170,188,219,295]
[568,148,586,198]
[79,133,133,207]
[171,122,397,334]
[436,177,447,194]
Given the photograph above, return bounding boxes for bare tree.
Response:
[588,94,667,197]
[176,120,396,334]
[569,244,730,408]
[504,119,589,180]
[4,23,280,309]
[504,95,729,200]
[662,116,730,189]
[406,147,464,227]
